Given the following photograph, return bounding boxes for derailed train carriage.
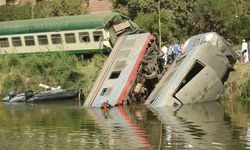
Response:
[84,33,165,107]
[84,32,236,108]
[145,32,236,110]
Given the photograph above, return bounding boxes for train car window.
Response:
[100,87,113,96]
[51,34,62,44]
[24,36,35,46]
[0,38,9,47]
[38,35,48,45]
[93,31,103,42]
[109,71,121,79]
[65,33,76,43]
[79,32,90,43]
[12,37,22,47]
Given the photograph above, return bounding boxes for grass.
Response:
[0,53,107,98]
[222,61,250,103]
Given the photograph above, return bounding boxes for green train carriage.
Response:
[0,12,139,55]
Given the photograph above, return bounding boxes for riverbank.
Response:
[222,61,250,102]
[1,52,249,103]
[0,54,107,98]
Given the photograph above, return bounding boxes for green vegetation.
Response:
[222,62,250,102]
[112,0,250,44]
[238,77,250,102]
[33,0,87,18]
[0,0,249,101]
[1,0,249,44]
[0,0,87,21]
[0,54,106,97]
[0,4,32,21]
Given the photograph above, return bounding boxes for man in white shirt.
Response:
[161,44,168,65]
[242,39,249,63]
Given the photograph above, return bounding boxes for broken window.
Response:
[79,32,90,43]
[109,71,121,79]
[174,60,204,97]
[100,87,113,96]
[93,31,103,42]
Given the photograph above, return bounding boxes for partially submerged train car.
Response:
[0,12,139,55]
[84,33,164,107]
[145,32,236,109]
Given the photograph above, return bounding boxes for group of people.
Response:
[162,39,249,65]
[161,42,184,65]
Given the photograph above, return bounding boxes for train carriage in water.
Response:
[84,33,164,107]
[0,12,139,55]
[84,32,236,109]
[145,32,236,110]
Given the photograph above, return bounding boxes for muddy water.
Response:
[0,100,249,149]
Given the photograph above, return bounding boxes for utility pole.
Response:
[31,2,36,19]
[158,0,161,48]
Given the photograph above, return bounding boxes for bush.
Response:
[0,53,107,97]
[237,77,250,102]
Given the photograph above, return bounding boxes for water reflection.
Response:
[0,100,249,149]
[150,102,244,149]
[87,106,154,149]
[0,101,162,150]
[224,101,250,150]
[0,101,100,150]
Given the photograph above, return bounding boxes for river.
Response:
[0,100,249,149]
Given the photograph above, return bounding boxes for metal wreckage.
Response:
[83,32,236,110]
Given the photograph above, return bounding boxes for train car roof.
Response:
[0,12,125,36]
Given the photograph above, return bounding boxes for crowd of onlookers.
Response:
[161,42,184,65]
[162,39,249,65]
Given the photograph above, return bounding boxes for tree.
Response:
[112,0,194,42]
[135,9,175,42]
[0,0,87,22]
[34,0,87,18]
[226,15,250,44]
[192,0,236,34]
[112,0,168,19]
[112,0,250,44]
[0,4,32,21]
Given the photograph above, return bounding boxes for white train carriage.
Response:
[145,32,236,109]
[0,12,139,55]
[84,33,164,107]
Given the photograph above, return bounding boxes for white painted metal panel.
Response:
[146,32,236,108]
[175,66,224,104]
[84,33,152,107]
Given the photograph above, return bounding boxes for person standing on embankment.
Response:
[242,39,249,63]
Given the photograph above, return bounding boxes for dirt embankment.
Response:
[222,62,250,100]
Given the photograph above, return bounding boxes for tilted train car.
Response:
[0,12,139,55]
[84,33,164,107]
[145,32,236,110]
